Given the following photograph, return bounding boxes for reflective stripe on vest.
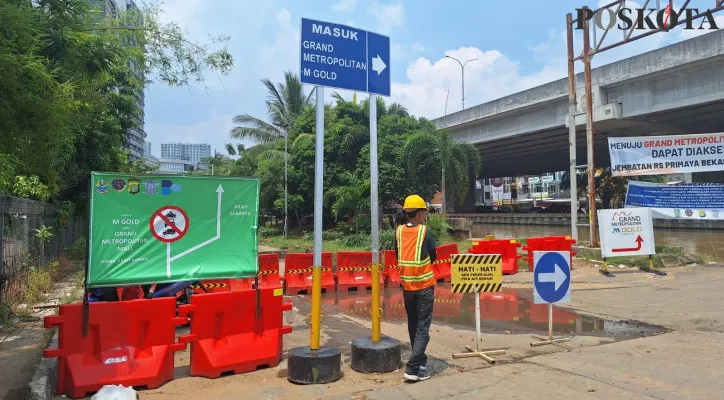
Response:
[396,224,436,291]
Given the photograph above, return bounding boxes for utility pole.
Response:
[284,131,288,238]
[566,13,578,242]
[442,87,450,213]
[445,55,478,110]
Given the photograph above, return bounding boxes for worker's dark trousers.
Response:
[403,285,434,375]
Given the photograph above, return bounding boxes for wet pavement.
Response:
[291,282,666,340]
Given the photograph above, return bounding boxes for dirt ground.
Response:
[134,260,724,400]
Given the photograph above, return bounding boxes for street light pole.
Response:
[445,55,478,110]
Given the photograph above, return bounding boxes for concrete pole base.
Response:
[287,346,342,384]
[350,336,402,373]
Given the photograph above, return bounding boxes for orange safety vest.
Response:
[396,224,436,291]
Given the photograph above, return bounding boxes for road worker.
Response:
[394,194,438,382]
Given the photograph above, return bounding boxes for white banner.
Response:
[597,208,656,259]
[608,133,724,177]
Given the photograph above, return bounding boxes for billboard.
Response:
[88,172,260,288]
[608,133,724,177]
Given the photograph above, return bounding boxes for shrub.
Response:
[259,226,282,237]
[64,236,86,260]
[379,229,395,250]
[340,233,371,249]
[425,213,452,241]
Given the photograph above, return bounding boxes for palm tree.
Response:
[332,173,370,233]
[230,71,315,236]
[437,130,480,209]
[402,130,481,209]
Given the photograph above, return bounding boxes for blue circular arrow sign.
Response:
[533,252,571,303]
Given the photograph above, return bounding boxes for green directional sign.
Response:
[87,172,260,288]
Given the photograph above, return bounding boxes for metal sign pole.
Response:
[452,279,505,364]
[310,85,324,351]
[369,93,382,342]
[474,285,481,352]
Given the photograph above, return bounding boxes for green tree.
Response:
[230,71,315,236]
[0,0,234,202]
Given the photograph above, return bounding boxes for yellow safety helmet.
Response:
[403,194,428,211]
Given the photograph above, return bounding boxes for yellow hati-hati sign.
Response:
[451,254,502,293]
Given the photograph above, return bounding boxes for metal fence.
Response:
[0,196,86,304]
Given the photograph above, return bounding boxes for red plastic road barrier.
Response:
[257,253,283,289]
[178,288,293,378]
[336,251,383,292]
[469,239,522,275]
[522,236,577,271]
[433,287,463,318]
[432,244,458,282]
[43,298,187,399]
[191,280,232,294]
[383,250,400,287]
[229,278,254,291]
[283,252,334,295]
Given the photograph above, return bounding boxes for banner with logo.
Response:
[624,180,724,220]
[608,133,724,177]
[88,172,260,288]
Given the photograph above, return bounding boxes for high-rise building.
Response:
[90,0,146,160]
[123,0,146,160]
[144,141,152,156]
[160,143,211,166]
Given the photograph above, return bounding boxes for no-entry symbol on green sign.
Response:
[150,206,189,243]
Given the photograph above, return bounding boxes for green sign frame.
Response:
[87,172,260,288]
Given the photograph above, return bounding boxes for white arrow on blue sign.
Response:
[533,251,571,304]
[300,18,390,96]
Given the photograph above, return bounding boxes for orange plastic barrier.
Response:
[336,251,383,292]
[383,250,400,287]
[191,280,234,294]
[432,287,463,318]
[42,298,187,399]
[229,278,254,291]
[469,239,522,275]
[178,288,293,378]
[257,253,283,289]
[522,236,577,271]
[284,252,334,294]
[433,244,458,282]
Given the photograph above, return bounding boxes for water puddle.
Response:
[299,283,665,338]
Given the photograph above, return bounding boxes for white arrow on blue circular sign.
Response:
[533,251,571,304]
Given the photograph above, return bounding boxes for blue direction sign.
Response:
[367,32,390,96]
[300,18,390,96]
[533,251,571,304]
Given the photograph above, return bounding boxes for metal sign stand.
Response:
[530,303,574,347]
[452,284,506,364]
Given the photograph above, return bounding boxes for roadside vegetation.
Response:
[1,234,86,326]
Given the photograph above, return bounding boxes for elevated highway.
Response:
[433,30,724,179]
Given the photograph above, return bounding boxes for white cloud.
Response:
[677,15,724,40]
[367,2,405,33]
[392,41,424,60]
[389,4,717,120]
[332,0,357,13]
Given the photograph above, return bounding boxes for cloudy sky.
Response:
[143,0,723,157]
